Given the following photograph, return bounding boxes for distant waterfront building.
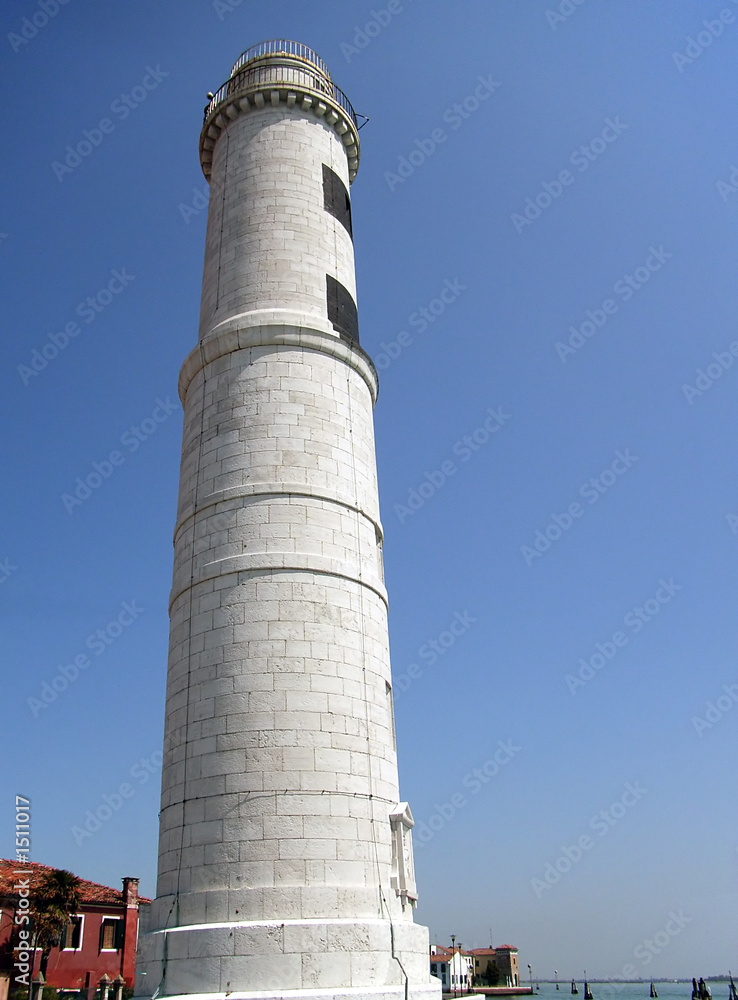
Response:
[430,945,473,992]
[494,945,520,986]
[0,860,148,1000]
[468,945,520,987]
[428,947,451,991]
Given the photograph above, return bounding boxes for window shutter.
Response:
[99,921,105,951]
[59,923,67,950]
[114,919,125,950]
[326,275,359,345]
[322,164,353,238]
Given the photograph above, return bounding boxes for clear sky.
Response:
[2,0,736,981]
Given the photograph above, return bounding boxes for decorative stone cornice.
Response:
[179,316,379,405]
[199,48,361,183]
[173,485,384,552]
[169,550,388,614]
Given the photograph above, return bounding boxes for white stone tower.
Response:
[135,40,439,1000]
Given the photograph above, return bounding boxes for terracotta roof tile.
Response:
[0,860,151,906]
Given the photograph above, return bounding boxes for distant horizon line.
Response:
[533,980,733,984]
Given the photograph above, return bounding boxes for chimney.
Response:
[121,878,139,907]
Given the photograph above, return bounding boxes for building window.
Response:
[60,916,83,951]
[99,917,124,951]
[322,163,353,238]
[326,274,360,345]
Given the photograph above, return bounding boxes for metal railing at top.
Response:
[329,83,358,129]
[230,39,331,81]
[203,61,358,130]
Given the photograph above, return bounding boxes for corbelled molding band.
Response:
[200,82,360,183]
[179,319,379,405]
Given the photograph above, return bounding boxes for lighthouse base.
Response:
[134,990,440,1000]
[134,919,440,1000]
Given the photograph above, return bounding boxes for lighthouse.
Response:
[135,40,439,1000]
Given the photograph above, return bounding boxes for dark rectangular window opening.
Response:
[99,917,124,951]
[326,274,360,346]
[61,916,82,951]
[322,163,353,238]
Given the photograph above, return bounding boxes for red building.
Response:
[0,860,150,1000]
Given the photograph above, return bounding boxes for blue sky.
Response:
[2,0,737,980]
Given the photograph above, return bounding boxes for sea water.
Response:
[529,985,731,1000]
